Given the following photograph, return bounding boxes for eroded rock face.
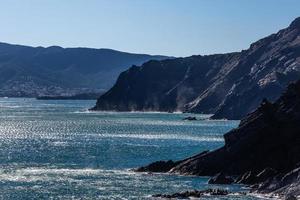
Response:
[256,167,300,197]
[208,172,234,184]
[93,17,300,120]
[236,168,277,185]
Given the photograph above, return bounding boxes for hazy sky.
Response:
[0,0,299,56]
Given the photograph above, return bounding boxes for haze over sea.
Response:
[0,98,263,199]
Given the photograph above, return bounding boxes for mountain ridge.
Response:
[0,42,166,57]
[92,17,300,119]
[0,42,169,97]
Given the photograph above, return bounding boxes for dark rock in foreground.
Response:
[135,160,178,173]
[171,81,300,179]
[152,189,230,199]
[135,151,209,173]
[138,80,300,198]
[255,167,300,198]
[236,168,277,185]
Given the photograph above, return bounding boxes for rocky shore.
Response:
[152,189,234,199]
[136,80,300,199]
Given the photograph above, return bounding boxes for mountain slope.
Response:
[0,43,168,97]
[92,17,300,119]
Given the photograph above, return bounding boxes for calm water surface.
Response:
[0,98,263,199]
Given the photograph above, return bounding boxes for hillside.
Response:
[92,17,300,119]
[0,43,167,97]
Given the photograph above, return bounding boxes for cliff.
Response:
[93,17,300,119]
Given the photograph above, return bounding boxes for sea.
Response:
[0,98,265,199]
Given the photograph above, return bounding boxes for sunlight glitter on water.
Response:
[0,98,263,199]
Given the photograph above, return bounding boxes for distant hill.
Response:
[0,43,168,97]
[92,17,300,120]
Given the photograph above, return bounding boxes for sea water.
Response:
[0,98,263,199]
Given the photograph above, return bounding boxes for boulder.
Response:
[183,116,197,121]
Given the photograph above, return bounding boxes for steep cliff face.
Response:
[93,17,300,119]
[210,17,300,119]
[92,54,239,112]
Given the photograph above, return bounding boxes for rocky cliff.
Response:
[93,17,300,119]
[137,80,300,198]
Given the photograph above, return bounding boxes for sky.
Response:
[0,0,299,57]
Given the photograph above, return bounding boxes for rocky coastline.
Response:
[136,80,300,199]
[92,17,300,120]
[152,189,236,199]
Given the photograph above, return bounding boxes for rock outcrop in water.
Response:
[137,80,300,198]
[152,189,231,199]
[135,160,179,173]
[92,17,300,120]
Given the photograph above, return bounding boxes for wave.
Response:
[94,133,224,142]
[73,110,174,114]
[73,110,93,114]
[0,167,135,183]
[0,105,23,108]
[73,110,213,117]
